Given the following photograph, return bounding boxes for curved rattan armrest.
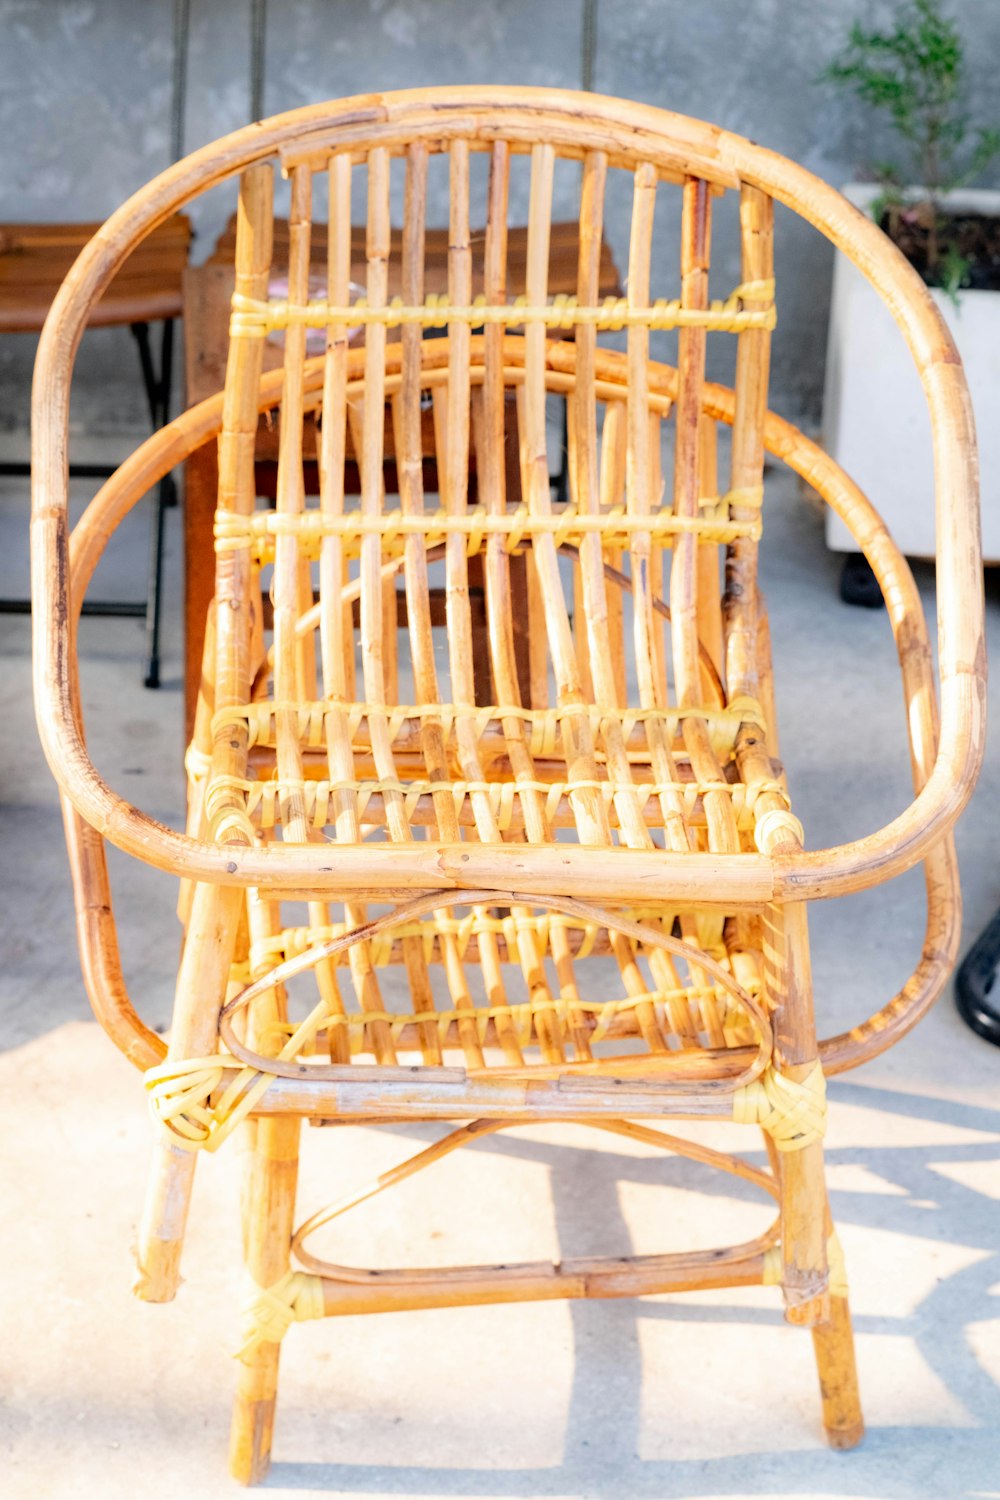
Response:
[47,341,963,1071]
[34,385,978,909]
[32,91,984,912]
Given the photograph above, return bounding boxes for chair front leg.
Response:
[812,1286,864,1448]
[762,896,864,1446]
[133,880,243,1300]
[230,1116,302,1485]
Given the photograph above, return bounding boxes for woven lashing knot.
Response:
[726,484,764,511]
[761,1231,848,1296]
[144,1057,224,1148]
[204,774,256,846]
[237,1270,326,1359]
[143,1054,271,1153]
[732,1061,826,1152]
[754,807,805,853]
[735,277,775,304]
[227,285,776,338]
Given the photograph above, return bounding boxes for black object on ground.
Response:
[840,552,883,608]
[956,909,1000,1047]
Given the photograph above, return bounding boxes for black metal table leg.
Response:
[0,598,146,618]
[131,318,176,688]
[0,460,118,481]
[2,320,177,677]
[955,909,1000,1047]
[0,458,116,615]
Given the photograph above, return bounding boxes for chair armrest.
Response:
[33,365,979,908]
[716,132,986,901]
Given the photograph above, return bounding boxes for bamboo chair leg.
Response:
[812,1291,864,1449]
[764,897,864,1443]
[133,881,243,1301]
[760,900,825,1322]
[230,1116,302,1485]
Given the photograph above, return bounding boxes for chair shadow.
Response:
[267,1080,1000,1497]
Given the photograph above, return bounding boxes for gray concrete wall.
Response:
[3,0,1000,436]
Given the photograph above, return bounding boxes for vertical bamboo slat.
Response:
[670,180,741,1004]
[475,141,538,1066]
[273,165,312,847]
[228,171,314,1478]
[725,186,773,709]
[598,399,628,707]
[522,145,609,852]
[230,1114,302,1483]
[575,153,649,854]
[230,893,302,1483]
[696,414,725,686]
[625,165,686,845]
[672,178,741,869]
[317,154,395,1066]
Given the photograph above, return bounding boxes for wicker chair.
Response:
[32,89,985,1483]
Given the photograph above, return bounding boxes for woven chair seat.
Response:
[205,735,773,836]
[237,905,763,1068]
[184,333,791,1078]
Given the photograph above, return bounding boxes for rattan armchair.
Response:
[32,89,985,1483]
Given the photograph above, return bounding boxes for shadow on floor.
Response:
[260,1081,1000,1497]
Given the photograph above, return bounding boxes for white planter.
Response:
[823,184,1000,560]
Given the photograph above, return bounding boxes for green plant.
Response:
[822,0,1000,290]
[938,238,971,299]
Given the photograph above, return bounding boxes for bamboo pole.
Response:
[133,164,272,1302]
[317,152,395,1066]
[230,893,301,1481]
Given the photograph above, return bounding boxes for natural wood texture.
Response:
[182,216,622,735]
[230,1114,301,1483]
[209,211,621,295]
[31,89,984,1482]
[230,893,302,1482]
[0,214,190,332]
[813,1293,865,1447]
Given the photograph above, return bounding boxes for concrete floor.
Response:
[2,446,1000,1500]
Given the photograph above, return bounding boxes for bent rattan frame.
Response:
[31,88,985,1485]
[33,91,984,904]
[58,337,968,1086]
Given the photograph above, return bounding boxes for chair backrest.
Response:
[206,96,777,861]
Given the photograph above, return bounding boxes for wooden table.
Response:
[183,218,622,734]
[1,215,192,685]
[0,216,191,331]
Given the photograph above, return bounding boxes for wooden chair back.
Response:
[207,116,776,873]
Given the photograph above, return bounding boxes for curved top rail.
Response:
[31,86,985,906]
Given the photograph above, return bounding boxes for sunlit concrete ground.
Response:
[2,434,999,1500]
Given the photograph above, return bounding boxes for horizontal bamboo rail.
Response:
[297,1240,777,1315]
